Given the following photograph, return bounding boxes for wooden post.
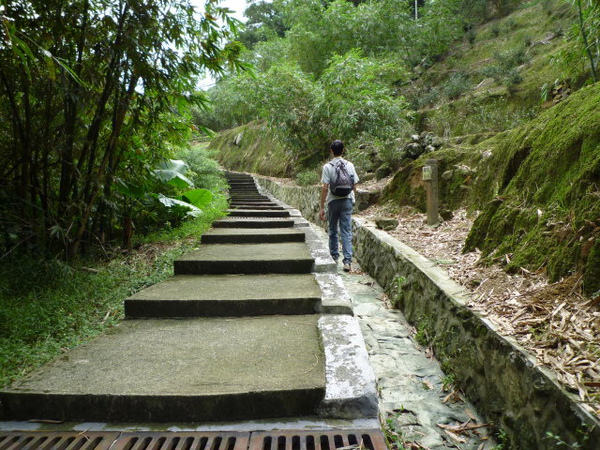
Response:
[423,159,439,226]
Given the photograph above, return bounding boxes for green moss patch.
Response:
[380,145,475,211]
[465,82,600,293]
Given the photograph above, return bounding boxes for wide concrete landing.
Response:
[0,316,326,422]
[125,274,322,317]
[202,228,305,244]
[174,243,314,274]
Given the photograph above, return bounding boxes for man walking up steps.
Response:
[319,140,359,272]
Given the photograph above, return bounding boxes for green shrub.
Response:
[494,47,527,70]
[176,144,228,192]
[442,72,473,100]
[466,28,477,46]
[491,23,501,37]
[295,169,321,186]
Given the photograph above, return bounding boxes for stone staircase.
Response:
[0,172,376,424]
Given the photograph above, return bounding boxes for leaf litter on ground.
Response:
[357,205,600,417]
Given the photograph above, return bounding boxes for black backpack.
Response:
[329,160,354,197]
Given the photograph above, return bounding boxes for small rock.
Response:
[441,170,454,181]
[431,135,444,148]
[440,209,454,221]
[455,164,475,177]
[376,165,392,180]
[404,142,423,159]
[234,132,243,146]
[375,218,399,231]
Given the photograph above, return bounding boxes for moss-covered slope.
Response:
[208,121,292,177]
[464,82,600,294]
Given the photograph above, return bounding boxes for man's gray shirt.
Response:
[321,157,359,205]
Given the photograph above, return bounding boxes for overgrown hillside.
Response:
[408,0,577,137]
[210,120,292,177]
[209,0,599,293]
[382,81,600,295]
[464,82,600,295]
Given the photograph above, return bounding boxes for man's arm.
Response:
[319,183,328,221]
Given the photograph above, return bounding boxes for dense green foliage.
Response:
[208,0,598,291]
[202,0,597,166]
[199,0,514,167]
[0,0,245,261]
[0,179,228,388]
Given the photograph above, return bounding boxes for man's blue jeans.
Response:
[327,198,353,264]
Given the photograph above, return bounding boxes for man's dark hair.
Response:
[331,140,344,156]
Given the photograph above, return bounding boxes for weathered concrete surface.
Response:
[212,218,295,228]
[314,273,353,315]
[338,264,495,449]
[174,243,314,275]
[226,209,290,218]
[0,316,326,422]
[201,228,305,244]
[0,173,374,430]
[125,274,322,317]
[317,315,378,420]
[256,176,600,449]
[302,224,337,274]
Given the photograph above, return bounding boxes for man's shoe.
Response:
[343,263,351,272]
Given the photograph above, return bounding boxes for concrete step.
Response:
[212,218,295,228]
[227,180,255,185]
[226,209,290,218]
[230,201,278,206]
[228,181,255,187]
[174,243,314,275]
[230,204,285,210]
[225,173,253,181]
[229,198,271,204]
[229,186,258,194]
[229,195,269,200]
[202,228,305,244]
[0,316,325,422]
[125,274,321,317]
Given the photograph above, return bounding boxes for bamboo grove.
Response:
[0,0,246,260]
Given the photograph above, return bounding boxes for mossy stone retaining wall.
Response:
[255,175,600,450]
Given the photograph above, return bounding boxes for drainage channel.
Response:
[0,429,387,450]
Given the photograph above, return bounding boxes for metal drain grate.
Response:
[248,430,387,450]
[0,431,120,450]
[111,432,250,450]
[0,430,386,450]
[0,432,249,450]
